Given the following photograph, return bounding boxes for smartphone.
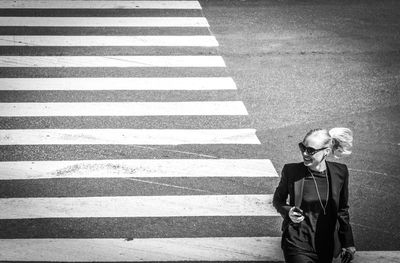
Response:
[292,207,304,216]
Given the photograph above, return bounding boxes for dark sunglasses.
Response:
[298,142,327,155]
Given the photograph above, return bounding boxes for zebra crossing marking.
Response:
[0,159,279,180]
[0,101,248,117]
[0,1,285,261]
[0,194,278,219]
[0,77,237,91]
[0,35,219,47]
[0,129,261,145]
[0,55,226,67]
[0,237,283,261]
[0,0,202,9]
[1,238,398,262]
[0,17,209,27]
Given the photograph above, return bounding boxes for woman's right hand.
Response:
[289,206,304,223]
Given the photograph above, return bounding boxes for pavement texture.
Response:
[201,0,400,252]
[0,0,399,262]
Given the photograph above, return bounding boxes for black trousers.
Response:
[283,250,333,263]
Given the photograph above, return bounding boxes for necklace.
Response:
[307,167,330,215]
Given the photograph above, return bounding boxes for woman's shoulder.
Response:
[327,161,348,170]
[283,162,304,168]
[282,162,304,173]
[327,161,349,179]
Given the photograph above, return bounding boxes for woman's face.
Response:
[301,135,330,167]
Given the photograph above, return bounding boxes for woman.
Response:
[273,128,356,263]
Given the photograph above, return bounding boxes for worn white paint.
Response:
[353,251,400,263]
[0,237,283,261]
[0,238,397,262]
[0,35,218,47]
[0,17,209,27]
[0,129,261,145]
[0,56,225,67]
[0,101,248,117]
[0,77,237,91]
[0,195,278,219]
[0,159,279,180]
[0,1,202,9]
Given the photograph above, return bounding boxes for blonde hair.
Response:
[304,127,353,158]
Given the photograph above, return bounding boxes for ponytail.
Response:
[328,127,353,158]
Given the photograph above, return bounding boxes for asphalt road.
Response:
[0,0,399,260]
[201,0,400,251]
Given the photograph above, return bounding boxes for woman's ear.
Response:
[324,148,331,158]
[326,147,332,155]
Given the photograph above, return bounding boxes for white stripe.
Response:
[0,237,283,261]
[0,129,261,145]
[0,77,237,91]
[0,35,218,47]
[0,101,248,117]
[354,251,400,262]
[0,56,225,67]
[0,195,278,219]
[0,159,278,180]
[0,0,202,9]
[1,239,398,262]
[0,17,209,27]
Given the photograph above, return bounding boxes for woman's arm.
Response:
[273,165,292,218]
[337,164,355,248]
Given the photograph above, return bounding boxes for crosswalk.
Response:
[1,195,277,219]
[0,55,226,67]
[0,35,219,46]
[0,237,283,261]
[0,0,283,262]
[0,77,236,90]
[0,2,397,263]
[0,159,277,179]
[0,101,249,116]
[0,17,210,27]
[0,128,261,145]
[0,1,203,9]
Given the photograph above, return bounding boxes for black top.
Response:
[273,162,355,258]
[282,168,336,256]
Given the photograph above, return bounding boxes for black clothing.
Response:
[282,169,336,261]
[283,252,331,263]
[272,162,355,261]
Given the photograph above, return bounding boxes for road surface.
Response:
[0,0,399,262]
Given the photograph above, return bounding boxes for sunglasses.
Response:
[298,142,327,155]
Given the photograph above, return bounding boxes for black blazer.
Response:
[272,161,355,257]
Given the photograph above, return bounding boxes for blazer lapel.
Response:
[294,164,307,208]
[326,161,340,209]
